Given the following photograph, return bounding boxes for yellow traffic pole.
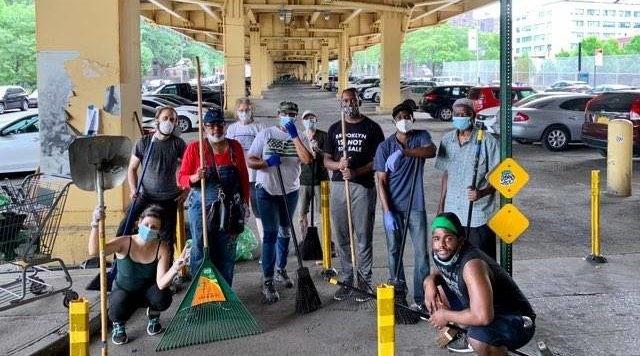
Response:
[607,119,633,197]
[587,170,607,264]
[69,298,89,356]
[320,180,336,276]
[377,284,395,356]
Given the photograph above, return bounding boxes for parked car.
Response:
[582,90,640,156]
[145,93,219,109]
[140,104,159,135]
[589,84,635,94]
[468,85,537,112]
[477,94,594,151]
[421,85,473,121]
[141,96,199,133]
[0,112,40,173]
[28,90,38,108]
[361,85,432,108]
[0,86,29,114]
[151,82,222,106]
[432,76,464,85]
[546,80,591,93]
[351,77,380,96]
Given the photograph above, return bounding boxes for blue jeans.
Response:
[187,186,237,286]
[256,186,298,280]
[384,210,430,304]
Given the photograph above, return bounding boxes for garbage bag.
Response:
[235,227,258,262]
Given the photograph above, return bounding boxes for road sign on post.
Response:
[488,158,530,247]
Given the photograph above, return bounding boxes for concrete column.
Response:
[312,56,319,83]
[338,27,351,93]
[223,0,246,112]
[378,11,404,112]
[35,0,140,263]
[260,44,269,89]
[320,40,329,88]
[249,25,263,99]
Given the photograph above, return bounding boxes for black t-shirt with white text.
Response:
[324,115,384,188]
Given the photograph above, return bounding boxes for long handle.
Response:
[340,111,358,285]
[196,57,209,250]
[275,165,304,268]
[394,158,420,282]
[96,172,108,356]
[310,159,315,227]
[466,129,485,237]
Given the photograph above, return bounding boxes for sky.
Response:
[475,0,640,17]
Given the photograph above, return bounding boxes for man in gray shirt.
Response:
[435,98,499,260]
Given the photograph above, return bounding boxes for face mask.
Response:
[395,119,413,133]
[237,111,251,123]
[303,119,317,131]
[342,106,359,117]
[279,115,294,127]
[156,121,175,136]
[207,133,224,143]
[138,224,159,242]
[452,116,472,131]
[433,246,461,266]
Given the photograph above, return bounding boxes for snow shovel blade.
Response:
[69,135,132,191]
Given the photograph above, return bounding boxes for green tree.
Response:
[623,35,640,54]
[140,44,153,76]
[479,32,500,60]
[514,54,535,83]
[0,0,36,89]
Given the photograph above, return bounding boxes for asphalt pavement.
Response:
[1,83,639,355]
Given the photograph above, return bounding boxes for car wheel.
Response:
[0,103,5,114]
[438,107,453,121]
[541,125,570,152]
[177,116,192,133]
[373,93,380,103]
[21,100,28,111]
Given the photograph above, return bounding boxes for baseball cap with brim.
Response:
[203,108,224,124]
[278,101,299,114]
[453,98,475,112]
[301,110,317,120]
[392,102,414,118]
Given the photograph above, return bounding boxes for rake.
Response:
[156,57,262,351]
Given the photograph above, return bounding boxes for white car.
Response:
[0,112,40,173]
[362,86,381,102]
[362,85,432,109]
[141,96,199,133]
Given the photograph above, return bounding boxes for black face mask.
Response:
[342,105,359,117]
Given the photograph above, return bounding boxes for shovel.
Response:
[69,135,132,356]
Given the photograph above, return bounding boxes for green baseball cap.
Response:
[278,101,299,114]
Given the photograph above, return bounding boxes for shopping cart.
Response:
[0,173,78,311]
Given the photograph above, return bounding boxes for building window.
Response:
[634,23,640,28]
[586,9,600,16]
[619,22,631,28]
[605,10,616,17]
[573,8,584,16]
[574,20,584,27]
[572,32,585,39]
[587,21,600,28]
[603,33,615,38]
[634,11,640,17]
[603,21,615,28]
[534,45,545,52]
[624,11,632,17]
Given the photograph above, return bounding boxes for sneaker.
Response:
[146,308,163,336]
[275,269,293,288]
[262,280,280,304]
[111,322,128,345]
[447,332,474,353]
[410,303,429,321]
[355,280,373,303]
[333,285,352,301]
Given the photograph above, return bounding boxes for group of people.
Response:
[85,88,535,355]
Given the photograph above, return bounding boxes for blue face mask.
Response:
[138,224,159,242]
[303,119,317,130]
[452,116,472,131]
[280,115,294,127]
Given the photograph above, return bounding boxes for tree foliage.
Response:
[0,0,36,89]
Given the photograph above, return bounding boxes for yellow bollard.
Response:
[587,170,607,264]
[320,180,332,271]
[607,119,633,197]
[377,284,395,356]
[69,298,89,356]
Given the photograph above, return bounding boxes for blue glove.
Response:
[284,121,298,139]
[383,211,398,231]
[385,150,403,173]
[265,154,281,167]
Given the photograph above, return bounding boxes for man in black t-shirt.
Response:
[324,88,384,302]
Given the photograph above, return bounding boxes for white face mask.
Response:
[157,121,175,136]
[237,111,251,123]
[395,119,413,133]
[207,133,224,143]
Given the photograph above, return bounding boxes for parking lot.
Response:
[1,83,639,355]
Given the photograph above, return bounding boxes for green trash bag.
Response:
[235,227,258,262]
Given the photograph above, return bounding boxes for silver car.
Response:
[478,93,594,152]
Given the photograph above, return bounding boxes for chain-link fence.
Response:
[443,54,640,89]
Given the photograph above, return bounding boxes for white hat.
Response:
[301,110,317,120]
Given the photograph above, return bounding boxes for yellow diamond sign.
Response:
[488,158,529,199]
[488,204,529,244]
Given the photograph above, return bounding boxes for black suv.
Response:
[0,86,29,114]
[421,85,472,121]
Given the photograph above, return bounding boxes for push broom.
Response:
[156,57,262,351]
[275,165,322,314]
[300,160,323,260]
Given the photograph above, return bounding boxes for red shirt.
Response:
[178,139,250,204]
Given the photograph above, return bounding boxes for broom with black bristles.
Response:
[300,160,323,260]
[275,164,322,314]
[390,157,421,325]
